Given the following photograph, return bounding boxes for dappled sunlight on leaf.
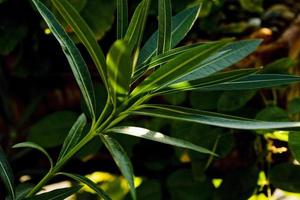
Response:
[81,171,142,200]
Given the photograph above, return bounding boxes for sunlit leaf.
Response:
[107,40,132,105]
[131,104,300,130]
[157,68,257,94]
[58,172,111,200]
[172,39,262,83]
[25,186,82,200]
[132,40,229,95]
[107,126,216,155]
[133,43,204,82]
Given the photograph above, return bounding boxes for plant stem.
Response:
[95,97,111,127]
[27,93,151,197]
[26,131,95,197]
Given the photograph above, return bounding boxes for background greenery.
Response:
[1,0,300,199]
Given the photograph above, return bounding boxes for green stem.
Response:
[26,131,95,197]
[95,97,112,128]
[27,93,152,197]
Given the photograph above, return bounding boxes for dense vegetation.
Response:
[1,0,300,199]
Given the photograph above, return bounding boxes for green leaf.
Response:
[132,40,229,95]
[134,43,203,81]
[288,98,300,114]
[107,126,216,155]
[157,0,172,55]
[107,40,132,105]
[28,111,78,148]
[167,169,214,200]
[58,172,111,200]
[117,0,128,39]
[269,163,300,193]
[131,104,300,130]
[199,74,300,91]
[15,183,34,200]
[256,106,289,122]
[58,113,87,161]
[160,68,257,94]
[100,134,136,200]
[124,0,151,53]
[25,186,82,200]
[173,39,262,83]
[13,142,53,169]
[0,146,15,200]
[262,57,295,74]
[52,0,108,90]
[32,0,96,119]
[289,132,300,162]
[217,90,256,112]
[138,5,201,65]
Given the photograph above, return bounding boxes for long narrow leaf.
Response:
[157,0,172,55]
[117,0,128,39]
[107,40,132,105]
[58,172,111,200]
[108,126,216,155]
[58,113,86,161]
[199,74,300,91]
[156,68,258,94]
[137,5,201,66]
[25,186,82,200]
[131,104,300,130]
[52,0,108,90]
[100,134,136,200]
[13,142,53,169]
[173,39,262,83]
[0,146,15,200]
[33,0,96,119]
[131,40,229,95]
[124,0,151,52]
[133,42,204,82]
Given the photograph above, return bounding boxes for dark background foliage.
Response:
[1,0,300,199]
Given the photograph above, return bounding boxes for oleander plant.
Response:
[2,0,300,199]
